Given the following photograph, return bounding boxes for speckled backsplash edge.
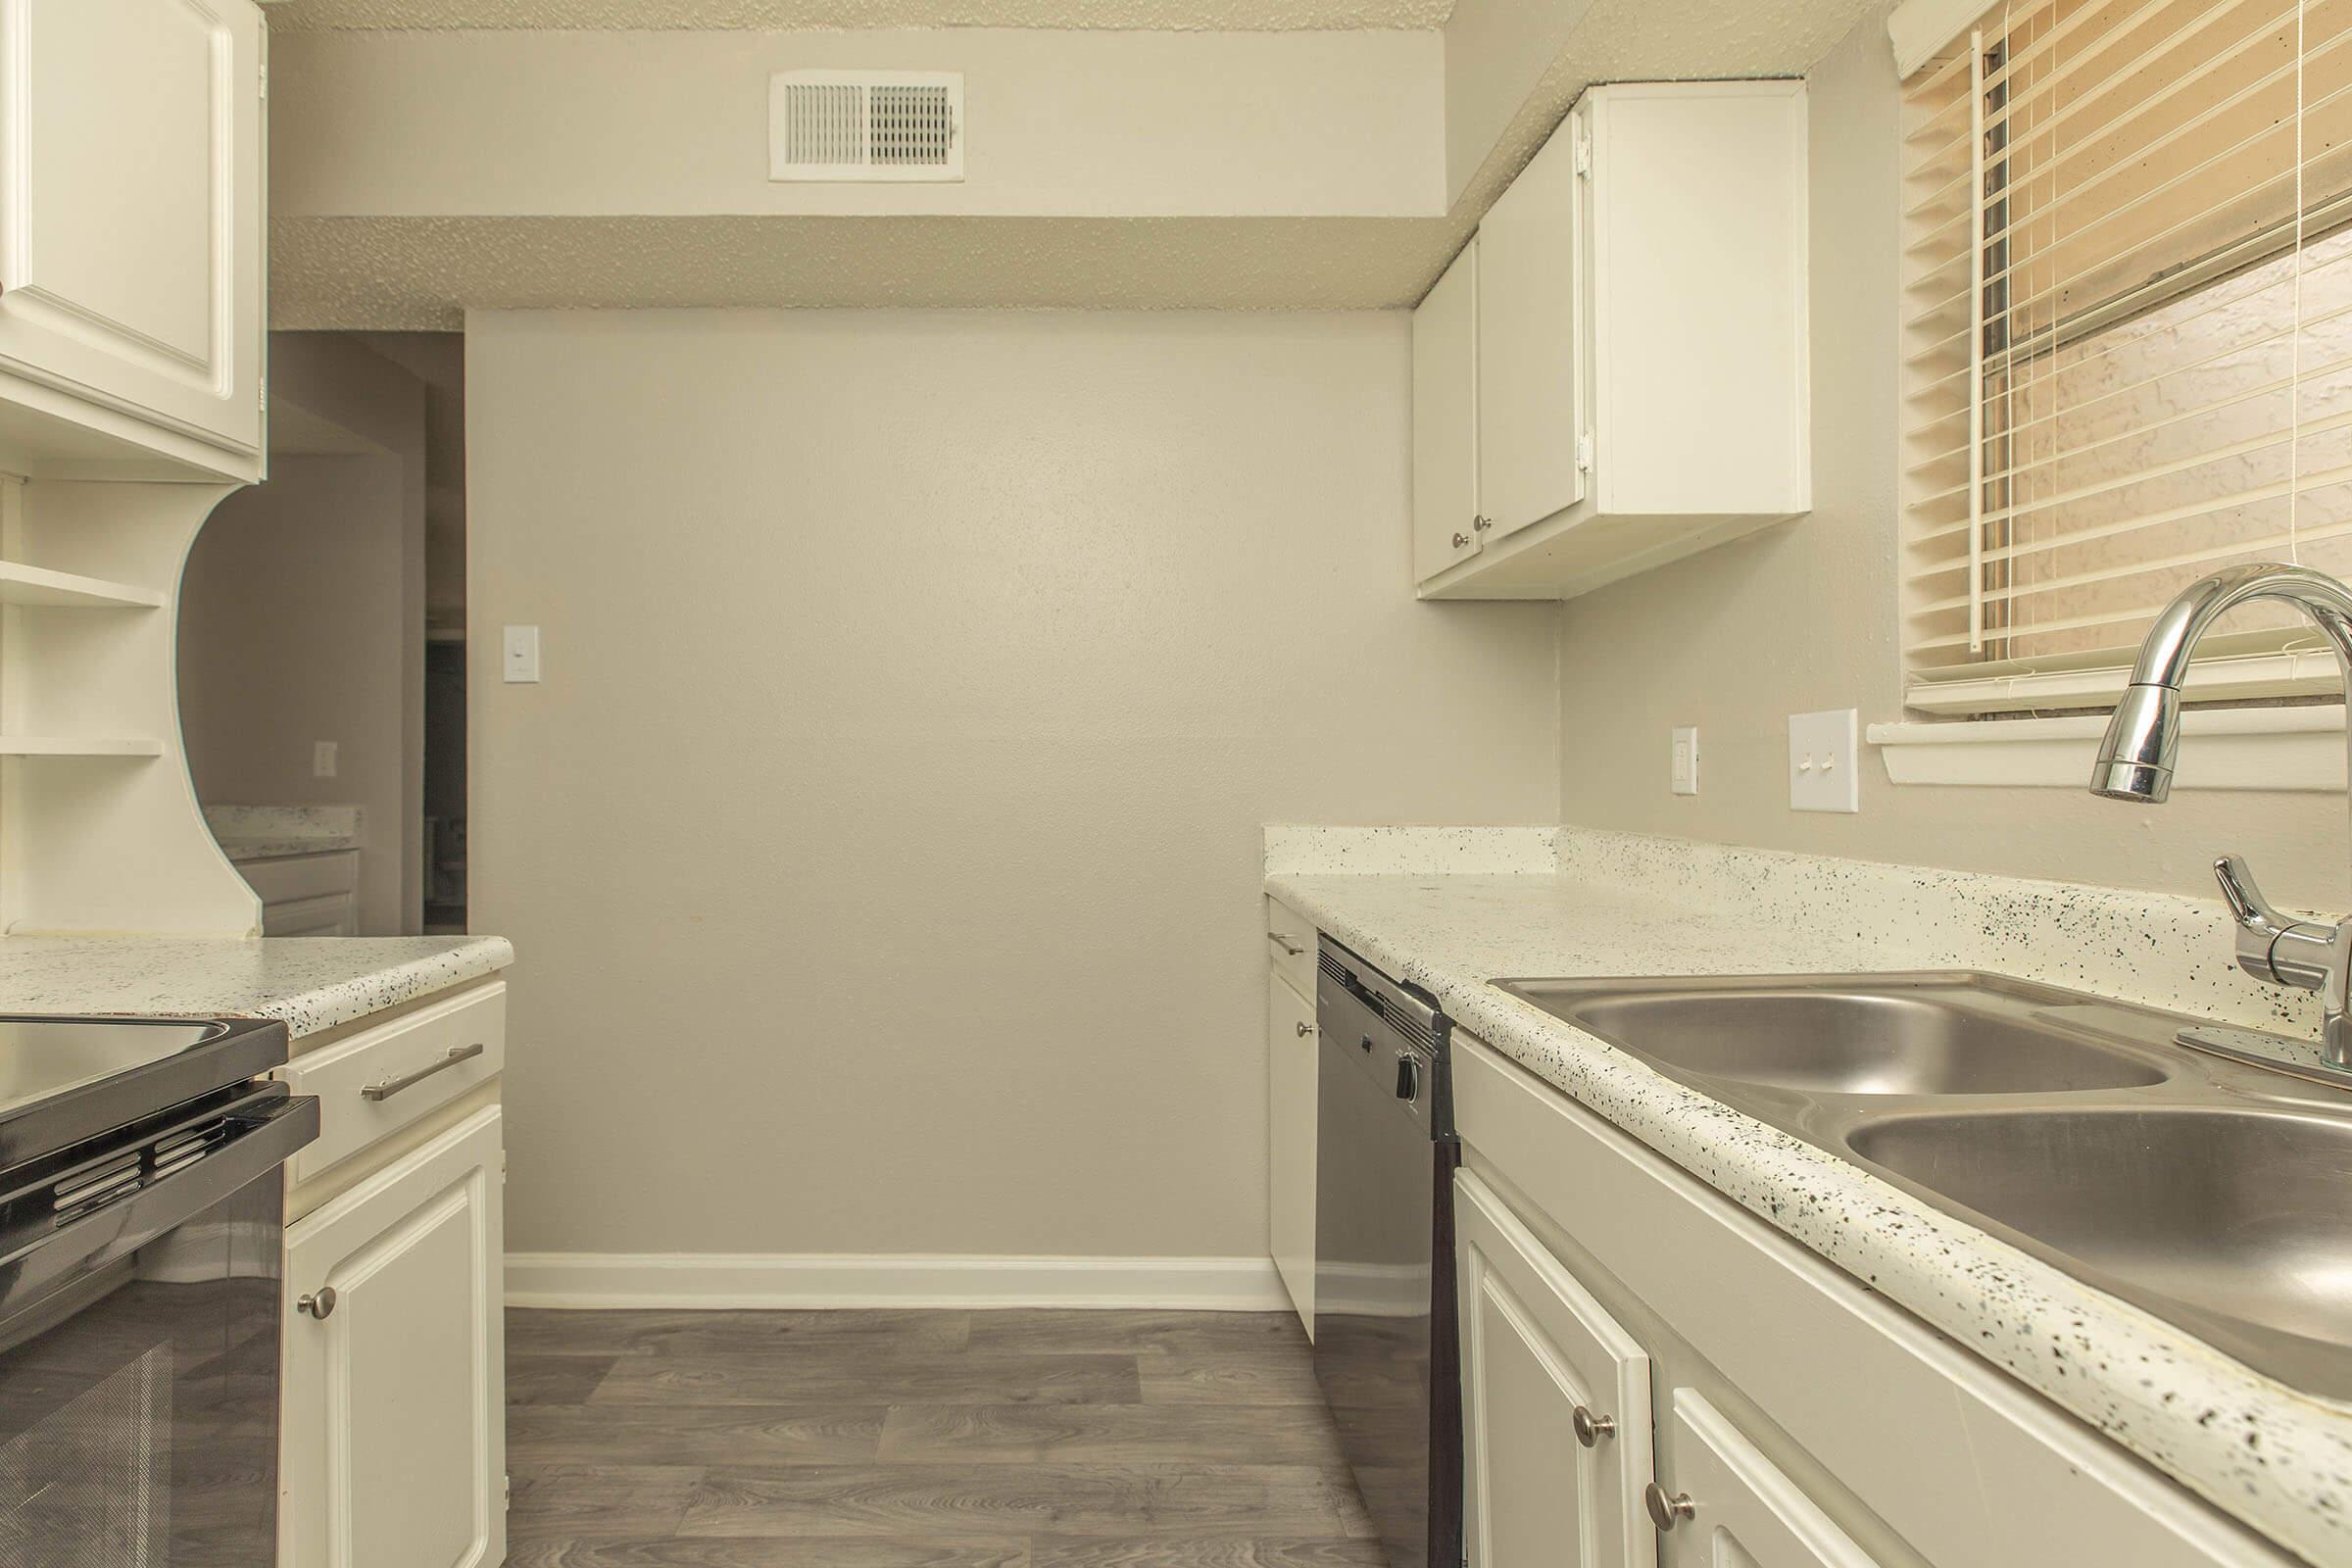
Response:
[203,803,365,842]
[1554,826,2328,1047]
[1263,824,1563,877]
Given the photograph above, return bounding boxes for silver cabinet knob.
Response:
[1451,531,1471,549]
[1473,514,1494,532]
[1295,1021,1314,1037]
[1644,1481,1694,1531]
[1571,1404,1615,1446]
[298,1287,338,1320]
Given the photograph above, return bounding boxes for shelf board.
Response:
[0,736,165,758]
[0,563,165,611]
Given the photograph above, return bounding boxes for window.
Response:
[1898,0,2352,715]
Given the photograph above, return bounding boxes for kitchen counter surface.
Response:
[1266,825,2350,1568]
[204,804,366,863]
[0,934,513,1038]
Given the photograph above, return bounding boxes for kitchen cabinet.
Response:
[0,0,267,482]
[281,1104,507,1568]
[1265,897,1318,1333]
[1451,1033,2301,1568]
[1654,1389,1881,1568]
[1455,1167,1652,1568]
[276,978,510,1568]
[1412,81,1810,601]
[1411,238,1482,582]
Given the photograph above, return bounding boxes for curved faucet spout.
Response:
[2090,563,2352,802]
[2088,561,2352,1067]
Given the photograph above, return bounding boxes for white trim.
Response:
[1906,648,2345,715]
[504,1251,1291,1311]
[1869,706,2345,789]
[1888,0,1989,77]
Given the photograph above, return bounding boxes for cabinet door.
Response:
[1655,1389,1884,1568]
[1412,238,1482,584]
[1476,109,1587,542]
[1456,1168,1652,1568]
[0,0,265,460]
[1267,970,1318,1334]
[281,1106,507,1568]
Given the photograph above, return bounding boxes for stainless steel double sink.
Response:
[1493,972,2352,1399]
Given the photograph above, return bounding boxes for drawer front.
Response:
[1264,894,1316,1000]
[280,982,506,1184]
[264,891,357,937]
[239,850,361,905]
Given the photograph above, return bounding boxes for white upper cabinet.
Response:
[0,0,267,480]
[1411,237,1482,583]
[1412,80,1810,600]
[1474,118,1584,546]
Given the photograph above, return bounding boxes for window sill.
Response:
[1867,707,2345,791]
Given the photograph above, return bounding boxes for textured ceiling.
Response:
[260,0,1451,29]
[270,214,1468,327]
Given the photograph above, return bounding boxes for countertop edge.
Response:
[256,936,516,1038]
[1268,870,2352,1568]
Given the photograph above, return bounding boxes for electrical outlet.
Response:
[1670,726,1698,795]
[1788,709,1859,812]
[313,741,338,779]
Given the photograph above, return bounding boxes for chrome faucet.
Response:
[2090,562,2352,1068]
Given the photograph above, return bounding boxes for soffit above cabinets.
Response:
[261,0,1881,324]
[256,0,1452,27]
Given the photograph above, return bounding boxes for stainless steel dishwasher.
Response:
[1313,937,1461,1568]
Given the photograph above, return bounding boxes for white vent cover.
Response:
[768,71,964,183]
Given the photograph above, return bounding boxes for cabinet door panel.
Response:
[0,0,263,455]
[1659,1390,1883,1568]
[1267,970,1317,1334]
[281,1106,506,1568]
[1475,111,1585,542]
[1412,238,1481,584]
[1456,1168,1651,1568]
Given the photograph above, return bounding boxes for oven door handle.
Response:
[0,1091,319,1330]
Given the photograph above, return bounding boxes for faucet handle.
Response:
[2213,855,2284,932]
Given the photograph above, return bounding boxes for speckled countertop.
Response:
[203,804,366,863]
[1266,825,2352,1568]
[0,934,513,1039]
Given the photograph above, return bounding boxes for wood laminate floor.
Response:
[505,1307,1388,1568]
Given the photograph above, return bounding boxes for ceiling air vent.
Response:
[768,71,964,183]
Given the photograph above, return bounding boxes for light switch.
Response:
[313,740,337,779]
[1788,709,1859,812]
[503,625,542,684]
[1670,726,1698,796]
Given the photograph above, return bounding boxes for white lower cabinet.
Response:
[280,1105,508,1568]
[1267,966,1318,1332]
[1455,1168,1652,1568]
[1654,1389,1881,1568]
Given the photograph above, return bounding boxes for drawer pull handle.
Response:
[1571,1405,1615,1446]
[1644,1482,1694,1532]
[1267,932,1306,956]
[362,1043,485,1102]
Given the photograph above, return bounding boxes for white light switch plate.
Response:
[1670,726,1698,795]
[503,625,542,684]
[1788,709,1859,812]
[313,740,337,779]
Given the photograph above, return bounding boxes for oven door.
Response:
[0,1090,316,1567]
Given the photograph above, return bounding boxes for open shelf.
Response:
[0,735,165,758]
[0,562,165,610]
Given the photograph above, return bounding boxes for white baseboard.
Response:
[505,1251,1292,1312]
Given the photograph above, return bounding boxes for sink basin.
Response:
[1498,975,2168,1097]
[1847,1107,2352,1396]
[1491,970,2352,1396]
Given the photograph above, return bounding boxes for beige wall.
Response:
[1555,3,2350,913]
[179,452,421,934]
[469,309,1559,1258]
[270,28,1445,220]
